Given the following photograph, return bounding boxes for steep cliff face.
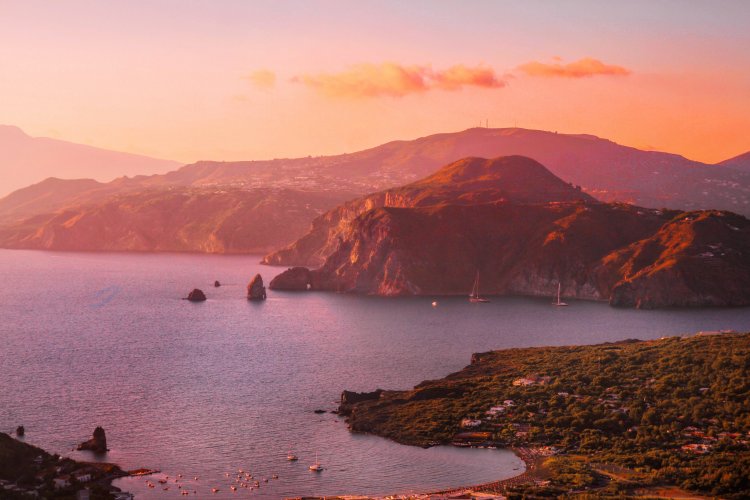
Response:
[267,156,750,308]
[307,203,661,297]
[273,204,750,307]
[263,156,592,266]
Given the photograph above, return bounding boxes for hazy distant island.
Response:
[268,155,750,308]
[336,332,750,499]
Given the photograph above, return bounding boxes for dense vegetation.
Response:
[341,333,750,497]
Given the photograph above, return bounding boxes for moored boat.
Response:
[469,271,490,303]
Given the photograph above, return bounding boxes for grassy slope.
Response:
[342,333,750,497]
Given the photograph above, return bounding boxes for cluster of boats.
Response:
[144,473,198,494]
[141,451,322,496]
[223,468,279,492]
[288,450,323,471]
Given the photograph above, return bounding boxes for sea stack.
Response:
[247,274,267,301]
[186,289,207,302]
[77,426,107,453]
[15,426,24,437]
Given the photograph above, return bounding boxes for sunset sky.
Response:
[1,0,749,164]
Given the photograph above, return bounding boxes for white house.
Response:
[53,476,71,490]
[75,473,92,483]
[460,418,482,428]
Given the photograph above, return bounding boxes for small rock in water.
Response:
[15,426,24,436]
[313,409,326,414]
[214,280,221,287]
[186,289,207,302]
[247,274,267,301]
[77,426,108,453]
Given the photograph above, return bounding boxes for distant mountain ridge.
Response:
[1,126,749,255]
[111,127,750,214]
[720,151,750,172]
[268,155,750,309]
[0,125,180,197]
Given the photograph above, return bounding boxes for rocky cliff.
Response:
[267,157,750,308]
[263,156,593,266]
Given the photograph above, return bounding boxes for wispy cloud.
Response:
[244,69,276,90]
[518,57,631,78]
[293,62,506,98]
[432,64,506,90]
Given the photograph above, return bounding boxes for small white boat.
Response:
[287,450,298,461]
[309,452,323,471]
[469,271,490,303]
[553,282,568,307]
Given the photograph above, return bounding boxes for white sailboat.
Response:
[553,282,568,307]
[309,452,323,471]
[469,271,490,303]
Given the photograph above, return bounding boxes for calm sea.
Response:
[2,250,749,498]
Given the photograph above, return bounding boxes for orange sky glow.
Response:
[1,0,749,165]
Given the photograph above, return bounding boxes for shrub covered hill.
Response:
[339,333,750,498]
[267,156,750,308]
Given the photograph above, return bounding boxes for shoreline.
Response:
[416,446,545,498]
[285,446,545,500]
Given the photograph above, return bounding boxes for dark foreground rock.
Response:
[186,288,207,302]
[247,274,267,300]
[338,389,383,417]
[1,432,128,498]
[269,267,313,290]
[77,426,107,453]
[341,389,383,405]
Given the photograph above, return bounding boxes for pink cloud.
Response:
[294,62,506,98]
[518,57,631,78]
[432,64,506,90]
[245,70,276,89]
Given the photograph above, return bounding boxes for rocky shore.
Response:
[0,432,132,499]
